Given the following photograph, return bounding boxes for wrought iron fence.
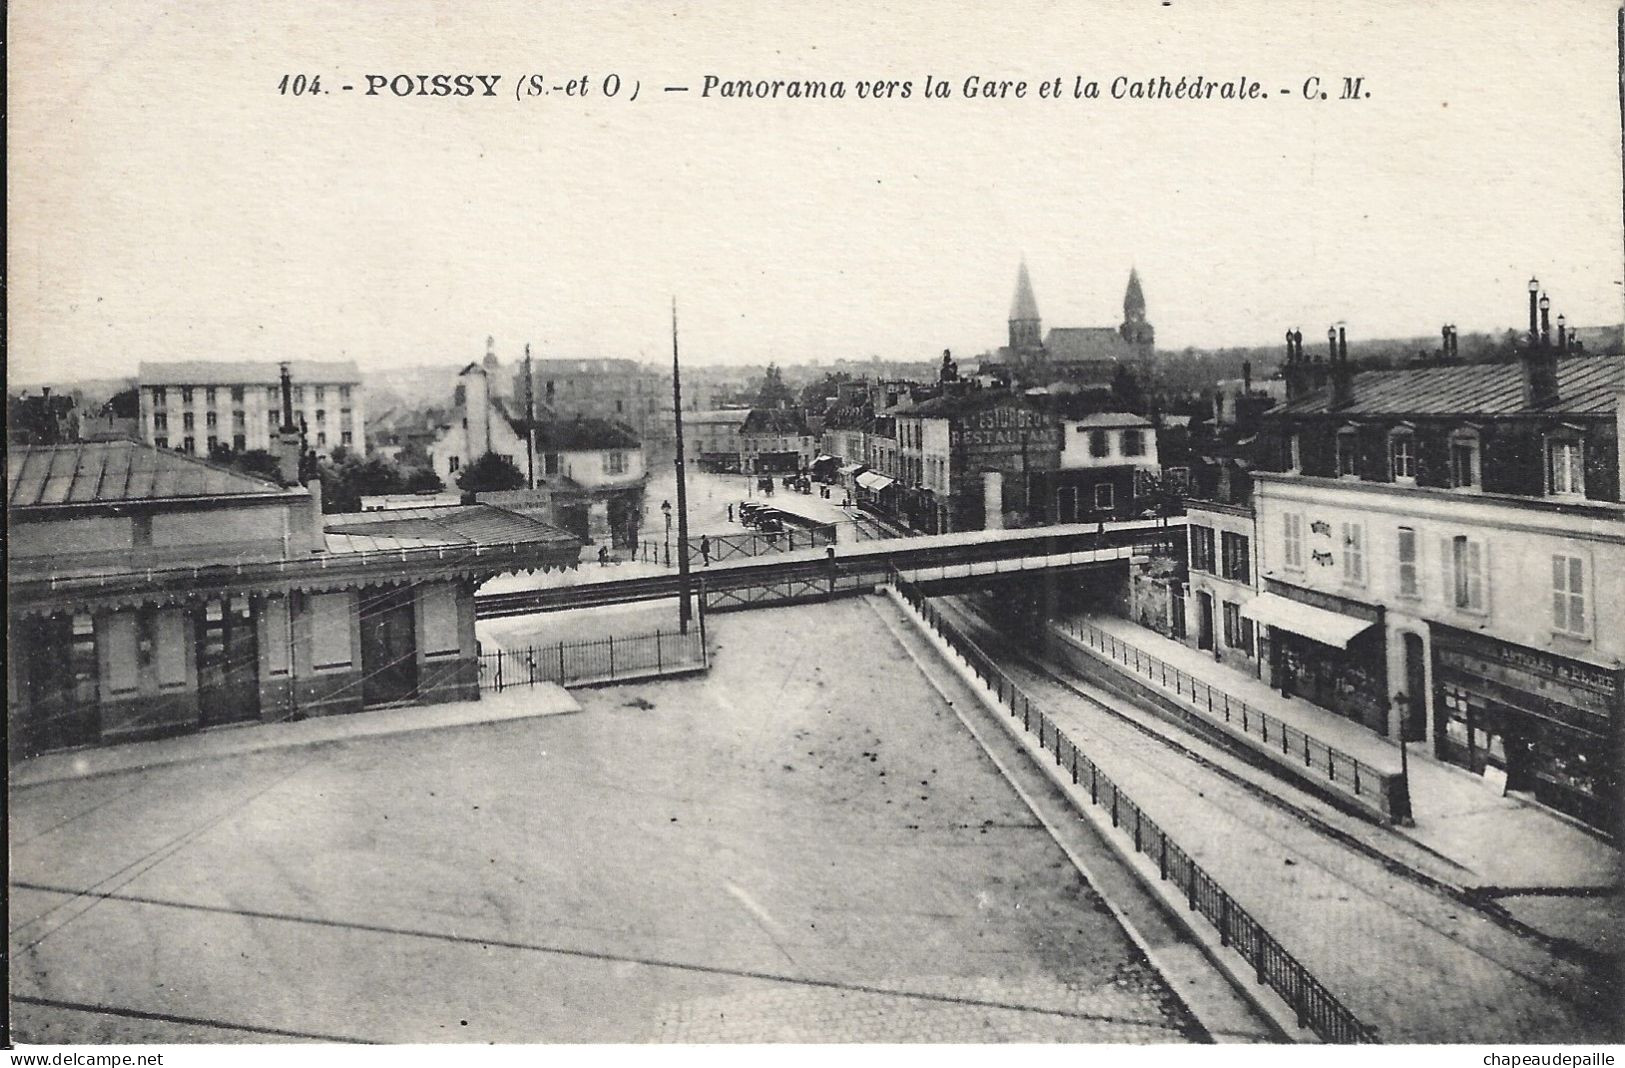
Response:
[889,573,1379,1045]
[478,627,707,690]
[1053,617,1395,808]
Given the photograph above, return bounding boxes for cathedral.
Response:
[995,260,1155,386]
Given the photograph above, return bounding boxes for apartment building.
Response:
[139,360,364,459]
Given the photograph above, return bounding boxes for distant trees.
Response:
[797,371,851,411]
[455,451,526,500]
[755,363,796,409]
[208,445,283,482]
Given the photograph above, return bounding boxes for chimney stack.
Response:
[1557,314,1568,353]
[1519,281,1561,407]
[1242,359,1253,394]
[1329,324,1355,409]
[277,362,303,485]
[1539,292,1552,348]
[1528,276,1540,347]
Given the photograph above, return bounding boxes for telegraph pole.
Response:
[524,343,536,489]
[672,298,694,633]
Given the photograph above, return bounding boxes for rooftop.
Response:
[1071,411,1153,429]
[8,440,291,509]
[324,504,582,554]
[140,360,362,386]
[1275,354,1624,418]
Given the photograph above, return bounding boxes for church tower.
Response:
[1120,268,1155,353]
[1008,260,1044,355]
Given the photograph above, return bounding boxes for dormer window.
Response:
[1547,431,1586,498]
[1449,428,1481,490]
[1335,427,1359,479]
[1389,427,1416,483]
[1287,433,1302,473]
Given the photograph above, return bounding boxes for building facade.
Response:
[738,409,817,474]
[8,440,580,757]
[139,360,365,460]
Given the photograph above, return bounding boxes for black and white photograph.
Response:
[5,0,1624,1057]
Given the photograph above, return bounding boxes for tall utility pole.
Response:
[524,343,536,490]
[672,298,694,633]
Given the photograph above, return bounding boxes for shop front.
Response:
[1431,625,1620,835]
[1245,585,1389,735]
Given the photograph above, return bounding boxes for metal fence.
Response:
[889,573,1379,1044]
[1053,617,1398,812]
[478,627,707,690]
[692,525,836,563]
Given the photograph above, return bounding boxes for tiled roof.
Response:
[741,409,810,434]
[8,441,289,508]
[323,504,580,551]
[1071,411,1153,428]
[1276,355,1624,418]
[1044,328,1132,363]
[534,415,641,450]
[907,389,1040,419]
[139,359,361,385]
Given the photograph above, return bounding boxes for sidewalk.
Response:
[1071,613,1620,893]
[11,685,580,789]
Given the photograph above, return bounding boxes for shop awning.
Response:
[1240,592,1374,650]
[813,454,835,464]
[856,471,895,491]
[839,463,866,476]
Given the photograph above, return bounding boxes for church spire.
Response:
[1120,267,1154,352]
[1008,260,1042,353]
[1124,268,1146,319]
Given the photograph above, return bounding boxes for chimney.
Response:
[1242,359,1253,394]
[1520,327,1561,408]
[1557,314,1568,353]
[277,362,303,485]
[1539,292,1552,348]
[1329,324,1355,409]
[1528,276,1540,346]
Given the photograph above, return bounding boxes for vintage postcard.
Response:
[6,0,1623,1061]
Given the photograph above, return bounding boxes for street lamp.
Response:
[661,499,673,566]
[1393,690,1416,827]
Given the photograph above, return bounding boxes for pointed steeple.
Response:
[1009,260,1041,321]
[1007,260,1043,354]
[1124,268,1146,318]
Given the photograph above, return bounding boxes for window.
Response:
[616,399,624,413]
[315,409,326,424]
[1336,429,1359,478]
[233,433,246,451]
[183,435,196,453]
[205,387,217,406]
[449,455,461,472]
[544,453,559,476]
[1222,602,1254,654]
[270,409,281,426]
[152,389,167,408]
[1390,430,1416,482]
[205,411,217,428]
[315,386,326,402]
[1448,535,1486,612]
[233,410,245,429]
[1397,527,1420,598]
[1283,513,1304,570]
[1089,430,1110,458]
[1190,525,1216,572]
[269,386,280,401]
[231,386,244,402]
[340,407,352,424]
[154,412,168,431]
[181,387,194,405]
[339,386,351,402]
[341,430,353,446]
[293,386,304,402]
[1449,430,1480,489]
[182,412,195,431]
[1093,482,1115,510]
[1221,531,1250,583]
[1548,437,1585,496]
[1121,429,1145,456]
[155,436,169,449]
[207,435,218,453]
[1552,554,1587,636]
[1288,433,1302,472]
[1341,522,1365,585]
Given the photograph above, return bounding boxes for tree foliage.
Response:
[755,363,795,409]
[455,451,526,499]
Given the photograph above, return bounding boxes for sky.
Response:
[8,0,1624,384]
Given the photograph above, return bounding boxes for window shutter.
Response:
[1440,537,1455,607]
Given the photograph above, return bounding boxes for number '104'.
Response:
[278,75,323,95]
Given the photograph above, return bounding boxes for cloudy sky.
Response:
[8,0,1623,383]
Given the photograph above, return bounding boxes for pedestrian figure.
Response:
[727,504,734,523]
[700,535,712,566]
[598,545,610,567]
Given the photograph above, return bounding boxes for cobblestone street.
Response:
[10,600,1202,1043]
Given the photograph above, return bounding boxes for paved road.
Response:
[934,595,1621,1043]
[11,600,1201,1044]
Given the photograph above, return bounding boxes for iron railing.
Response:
[889,573,1379,1045]
[1053,617,1393,806]
[478,627,707,690]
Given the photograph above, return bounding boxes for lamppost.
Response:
[1393,690,1416,826]
[662,499,672,566]
[671,300,694,634]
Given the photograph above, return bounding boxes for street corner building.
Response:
[7,438,582,757]
[1183,312,1625,837]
